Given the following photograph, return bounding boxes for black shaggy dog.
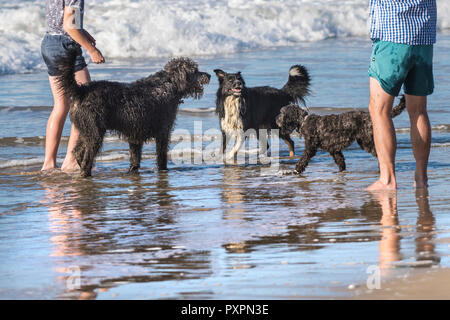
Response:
[57,49,210,177]
[276,96,406,174]
[214,65,310,159]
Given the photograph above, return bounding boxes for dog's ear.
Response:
[214,69,226,79]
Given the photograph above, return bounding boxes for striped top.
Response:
[370,0,437,45]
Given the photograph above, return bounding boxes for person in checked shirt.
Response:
[366,0,437,191]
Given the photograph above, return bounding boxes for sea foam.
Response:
[0,0,449,75]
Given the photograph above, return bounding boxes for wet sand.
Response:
[352,268,450,300]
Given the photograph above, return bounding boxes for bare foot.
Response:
[40,168,60,176]
[41,161,57,171]
[289,151,295,157]
[366,179,397,191]
[61,160,80,173]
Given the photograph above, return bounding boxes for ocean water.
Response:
[1,0,450,74]
[0,1,450,299]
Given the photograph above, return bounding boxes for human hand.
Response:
[88,47,105,64]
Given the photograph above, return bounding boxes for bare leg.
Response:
[61,67,91,172]
[41,77,70,171]
[42,67,91,171]
[366,78,397,191]
[405,94,431,189]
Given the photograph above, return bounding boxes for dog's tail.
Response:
[281,65,311,105]
[55,48,84,101]
[392,95,406,117]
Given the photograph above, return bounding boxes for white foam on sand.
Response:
[1,0,449,75]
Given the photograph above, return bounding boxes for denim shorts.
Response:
[368,39,434,97]
[41,34,87,76]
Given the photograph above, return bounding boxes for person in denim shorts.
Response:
[367,0,436,191]
[41,0,105,172]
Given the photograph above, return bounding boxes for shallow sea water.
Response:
[0,36,449,299]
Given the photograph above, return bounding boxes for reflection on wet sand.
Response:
[40,172,213,299]
[370,191,401,277]
[221,167,248,254]
[355,189,442,299]
[42,176,101,299]
[369,189,438,279]
[415,189,439,264]
[31,165,443,299]
[219,167,384,255]
[222,167,246,219]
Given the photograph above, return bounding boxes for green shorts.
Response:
[368,39,434,97]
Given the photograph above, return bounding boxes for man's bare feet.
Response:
[366,179,397,191]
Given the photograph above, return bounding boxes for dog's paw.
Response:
[127,167,140,175]
[80,171,92,178]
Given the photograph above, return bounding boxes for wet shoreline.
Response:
[1,37,449,299]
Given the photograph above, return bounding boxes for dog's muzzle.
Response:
[192,73,210,94]
[231,80,243,96]
[198,72,211,89]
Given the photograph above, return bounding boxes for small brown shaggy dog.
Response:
[276,96,406,174]
[57,48,210,177]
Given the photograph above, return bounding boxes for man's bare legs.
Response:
[41,67,91,172]
[367,77,397,191]
[405,94,431,189]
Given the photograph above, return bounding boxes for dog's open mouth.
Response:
[192,73,211,97]
[231,87,242,95]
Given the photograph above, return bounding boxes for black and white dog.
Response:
[214,65,310,159]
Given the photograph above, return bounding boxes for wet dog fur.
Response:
[276,96,406,174]
[214,65,311,159]
[56,48,210,177]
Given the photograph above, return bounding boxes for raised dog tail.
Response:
[392,95,406,117]
[55,48,84,101]
[281,65,311,105]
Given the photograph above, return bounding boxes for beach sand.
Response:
[352,268,450,300]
